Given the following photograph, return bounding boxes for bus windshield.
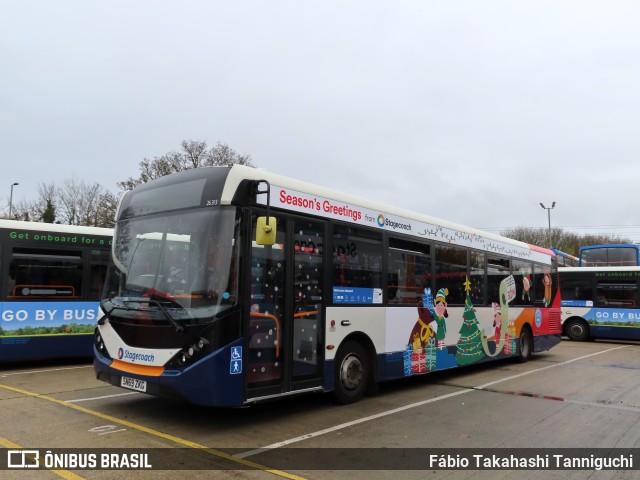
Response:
[103,207,239,322]
[579,245,639,267]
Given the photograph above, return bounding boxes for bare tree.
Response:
[57,177,109,226]
[117,140,254,191]
[94,191,119,228]
[3,198,37,221]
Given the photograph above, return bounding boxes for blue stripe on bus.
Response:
[0,334,93,362]
[94,340,245,407]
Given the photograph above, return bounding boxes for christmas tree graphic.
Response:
[455,277,486,366]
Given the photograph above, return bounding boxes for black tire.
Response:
[333,341,369,404]
[517,326,533,363]
[564,318,590,342]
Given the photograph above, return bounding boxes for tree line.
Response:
[500,226,633,257]
[2,140,252,228]
[1,139,631,254]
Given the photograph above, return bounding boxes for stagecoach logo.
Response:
[535,309,543,328]
[118,347,155,363]
[377,214,385,227]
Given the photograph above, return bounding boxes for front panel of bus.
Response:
[93,168,327,406]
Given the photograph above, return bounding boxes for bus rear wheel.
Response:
[517,327,533,363]
[333,341,369,404]
[565,318,590,341]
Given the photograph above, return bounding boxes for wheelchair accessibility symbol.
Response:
[230,346,242,374]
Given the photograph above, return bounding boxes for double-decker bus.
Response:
[560,266,640,341]
[552,248,579,267]
[0,220,113,362]
[579,244,640,267]
[94,165,562,406]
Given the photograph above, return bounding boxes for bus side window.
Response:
[512,260,533,307]
[8,248,83,299]
[387,238,431,305]
[89,249,110,300]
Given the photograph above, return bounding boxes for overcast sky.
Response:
[2,1,640,240]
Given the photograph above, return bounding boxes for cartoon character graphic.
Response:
[522,270,531,301]
[543,269,552,307]
[433,288,448,350]
[481,275,515,357]
[492,302,502,341]
[405,288,447,375]
[407,288,436,351]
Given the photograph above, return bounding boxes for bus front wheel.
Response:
[333,341,369,404]
[517,327,533,363]
[565,318,590,342]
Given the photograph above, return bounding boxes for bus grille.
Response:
[548,311,561,333]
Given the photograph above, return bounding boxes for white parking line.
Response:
[237,345,630,459]
[67,392,140,403]
[0,365,92,377]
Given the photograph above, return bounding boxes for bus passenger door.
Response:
[290,220,324,388]
[247,216,287,395]
[247,216,324,400]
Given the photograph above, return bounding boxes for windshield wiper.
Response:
[99,296,185,334]
[146,298,184,334]
[97,300,115,326]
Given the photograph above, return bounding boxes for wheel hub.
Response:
[340,355,363,391]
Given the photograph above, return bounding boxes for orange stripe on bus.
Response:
[110,359,165,377]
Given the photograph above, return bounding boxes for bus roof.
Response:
[221,165,554,263]
[559,266,640,273]
[0,218,113,237]
[579,243,640,250]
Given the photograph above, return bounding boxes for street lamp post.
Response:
[539,201,556,247]
[9,182,19,218]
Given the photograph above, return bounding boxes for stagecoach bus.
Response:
[94,165,562,406]
[0,219,113,362]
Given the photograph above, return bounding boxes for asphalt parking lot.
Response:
[2,339,640,480]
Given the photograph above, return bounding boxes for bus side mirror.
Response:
[256,217,277,245]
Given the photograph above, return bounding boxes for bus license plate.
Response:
[120,376,147,392]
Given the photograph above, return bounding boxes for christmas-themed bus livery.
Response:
[560,266,640,341]
[0,219,113,362]
[94,165,562,406]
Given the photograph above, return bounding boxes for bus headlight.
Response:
[177,353,188,366]
[94,328,110,358]
[168,336,211,369]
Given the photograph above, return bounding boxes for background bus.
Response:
[578,244,640,267]
[551,248,579,267]
[94,165,562,407]
[559,266,640,341]
[0,219,113,362]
